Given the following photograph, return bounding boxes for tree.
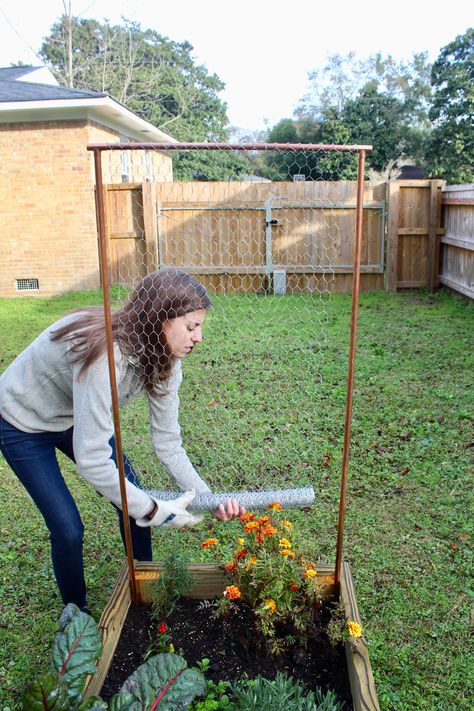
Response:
[39,15,249,179]
[297,51,432,126]
[341,85,406,173]
[262,116,358,181]
[426,28,474,183]
[296,51,433,173]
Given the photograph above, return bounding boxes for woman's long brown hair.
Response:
[50,270,211,394]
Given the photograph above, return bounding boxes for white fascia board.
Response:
[0,96,176,143]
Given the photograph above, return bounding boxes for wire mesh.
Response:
[92,144,366,508]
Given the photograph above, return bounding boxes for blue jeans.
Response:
[0,414,152,609]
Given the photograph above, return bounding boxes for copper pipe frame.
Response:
[87,141,373,152]
[89,141,372,596]
[334,150,366,589]
[93,149,139,603]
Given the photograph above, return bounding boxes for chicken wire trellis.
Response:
[89,142,370,596]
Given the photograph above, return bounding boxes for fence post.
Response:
[427,180,446,292]
[142,181,159,273]
[386,180,400,291]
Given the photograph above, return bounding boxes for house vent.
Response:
[16,278,39,291]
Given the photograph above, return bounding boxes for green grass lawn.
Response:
[0,287,473,710]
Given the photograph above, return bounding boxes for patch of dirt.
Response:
[100,599,353,707]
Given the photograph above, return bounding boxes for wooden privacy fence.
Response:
[105,180,386,293]
[104,178,456,294]
[439,184,474,300]
[386,179,445,291]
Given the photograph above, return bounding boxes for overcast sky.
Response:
[0,0,472,130]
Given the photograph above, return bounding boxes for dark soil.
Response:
[101,599,353,707]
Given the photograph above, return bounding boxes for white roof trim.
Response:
[0,95,176,143]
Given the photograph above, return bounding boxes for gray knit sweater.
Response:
[0,313,210,519]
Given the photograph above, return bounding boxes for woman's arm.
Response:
[71,349,155,520]
[147,362,211,494]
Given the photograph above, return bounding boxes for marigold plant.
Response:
[211,503,323,655]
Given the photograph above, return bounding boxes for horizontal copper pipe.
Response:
[87,141,373,152]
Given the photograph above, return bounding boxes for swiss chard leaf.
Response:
[52,604,102,706]
[22,670,70,711]
[110,652,206,710]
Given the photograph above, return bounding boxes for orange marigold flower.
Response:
[289,580,300,591]
[280,548,296,558]
[347,620,363,638]
[201,537,218,549]
[235,548,247,560]
[258,515,271,524]
[224,585,241,600]
[261,524,278,536]
[248,556,257,565]
[279,538,292,548]
[244,521,260,533]
[256,532,265,544]
[304,568,317,578]
[225,561,237,573]
[240,512,255,522]
[263,598,277,613]
[268,501,283,511]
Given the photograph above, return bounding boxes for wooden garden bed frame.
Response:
[84,561,379,710]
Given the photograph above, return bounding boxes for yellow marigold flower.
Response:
[280,548,296,558]
[224,585,241,600]
[237,537,245,546]
[240,512,255,522]
[281,519,293,530]
[304,568,317,578]
[244,521,260,533]
[263,598,277,613]
[201,537,218,549]
[268,501,283,511]
[347,620,363,638]
[279,538,292,548]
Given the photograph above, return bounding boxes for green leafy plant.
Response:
[21,604,206,710]
[150,543,196,620]
[204,504,326,654]
[22,604,103,710]
[143,621,175,661]
[189,679,231,710]
[226,672,344,710]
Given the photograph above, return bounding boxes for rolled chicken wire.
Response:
[145,486,315,511]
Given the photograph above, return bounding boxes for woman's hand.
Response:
[213,497,245,522]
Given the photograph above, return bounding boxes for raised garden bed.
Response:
[84,561,379,710]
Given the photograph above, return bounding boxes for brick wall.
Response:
[0,119,172,297]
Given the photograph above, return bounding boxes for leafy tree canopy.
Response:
[39,15,249,179]
[262,115,358,181]
[426,27,474,183]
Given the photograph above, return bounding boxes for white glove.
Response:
[136,490,203,529]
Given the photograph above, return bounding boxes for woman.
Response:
[0,270,241,611]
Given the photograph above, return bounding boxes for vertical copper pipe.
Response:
[93,149,139,603]
[334,150,366,589]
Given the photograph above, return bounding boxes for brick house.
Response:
[0,66,174,297]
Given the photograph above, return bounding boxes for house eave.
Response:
[0,95,176,143]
